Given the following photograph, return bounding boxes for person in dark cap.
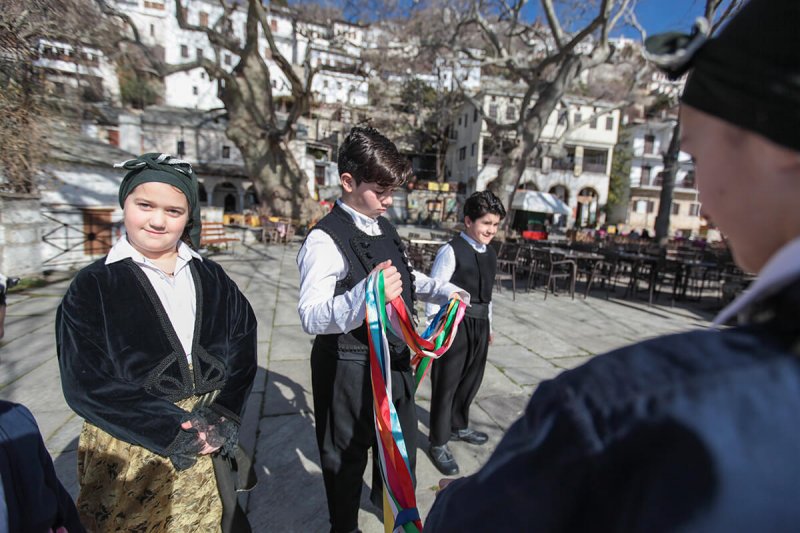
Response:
[426,1,800,531]
[56,153,257,532]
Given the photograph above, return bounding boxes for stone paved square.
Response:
[0,244,717,532]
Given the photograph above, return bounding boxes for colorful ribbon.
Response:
[365,271,466,533]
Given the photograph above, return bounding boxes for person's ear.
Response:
[464,216,473,227]
[341,173,355,193]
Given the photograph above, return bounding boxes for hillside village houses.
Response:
[445,79,621,229]
[625,116,702,237]
[1,0,703,275]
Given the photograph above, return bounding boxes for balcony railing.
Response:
[582,161,607,173]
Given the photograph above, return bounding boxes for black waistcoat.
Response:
[310,203,416,363]
[449,235,496,304]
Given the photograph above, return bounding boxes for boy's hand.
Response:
[371,260,403,302]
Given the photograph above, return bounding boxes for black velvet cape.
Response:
[56,255,257,458]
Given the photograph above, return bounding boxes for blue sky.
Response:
[513,0,712,39]
[631,0,706,36]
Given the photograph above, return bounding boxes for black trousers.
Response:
[311,349,418,533]
[429,315,491,447]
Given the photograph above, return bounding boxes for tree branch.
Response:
[541,0,565,50]
[252,0,304,96]
[174,0,242,54]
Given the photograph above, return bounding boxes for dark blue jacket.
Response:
[426,284,800,532]
[0,401,84,533]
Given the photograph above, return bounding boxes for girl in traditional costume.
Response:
[56,153,257,532]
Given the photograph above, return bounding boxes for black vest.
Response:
[309,203,416,364]
[449,235,496,305]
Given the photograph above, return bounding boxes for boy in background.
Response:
[426,191,506,476]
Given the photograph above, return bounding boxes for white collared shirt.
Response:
[714,236,800,327]
[106,236,203,359]
[425,232,493,330]
[296,200,469,335]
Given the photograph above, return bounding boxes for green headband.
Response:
[116,153,202,248]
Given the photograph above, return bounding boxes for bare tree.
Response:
[652,0,744,242]
[0,0,118,193]
[420,0,637,217]
[98,0,347,220]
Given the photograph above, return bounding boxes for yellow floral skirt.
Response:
[75,397,223,532]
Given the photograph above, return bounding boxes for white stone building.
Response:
[624,118,702,236]
[34,39,120,104]
[108,0,369,110]
[445,82,621,227]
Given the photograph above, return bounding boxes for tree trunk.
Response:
[217,48,319,222]
[654,121,681,244]
[239,138,321,221]
[489,55,582,221]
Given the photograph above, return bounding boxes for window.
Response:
[176,140,185,156]
[473,109,478,122]
[471,143,476,156]
[323,80,328,89]
[224,54,231,65]
[199,11,209,27]
[196,48,203,60]
[464,113,468,127]
[458,116,462,126]
[635,200,648,214]
[605,116,614,130]
[671,202,680,215]
[506,106,516,121]
[574,112,582,124]
[583,149,608,173]
[107,129,119,147]
[489,104,498,119]
[551,147,576,171]
[689,203,701,217]
[180,44,188,58]
[459,146,466,160]
[682,170,696,189]
[150,24,155,37]
[200,72,205,79]
[270,19,278,32]
[315,165,326,186]
[192,86,198,95]
[640,165,651,185]
[589,115,597,129]
[644,134,655,154]
[271,79,277,88]
[222,145,231,159]
[54,82,65,95]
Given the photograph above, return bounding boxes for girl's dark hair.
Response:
[463,190,507,222]
[338,127,413,188]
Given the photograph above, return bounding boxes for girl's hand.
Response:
[181,419,222,455]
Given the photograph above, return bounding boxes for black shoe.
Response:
[450,428,489,445]
[429,444,460,476]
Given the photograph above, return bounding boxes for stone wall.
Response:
[0,193,44,276]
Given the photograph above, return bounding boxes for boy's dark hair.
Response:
[463,190,506,222]
[338,126,413,188]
